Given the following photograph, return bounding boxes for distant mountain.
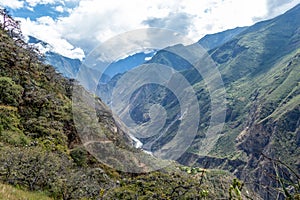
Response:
[198,26,248,50]
[27,36,81,78]
[146,44,194,71]
[28,35,158,84]
[142,27,248,75]
[45,51,81,78]
[28,26,246,86]
[103,51,156,79]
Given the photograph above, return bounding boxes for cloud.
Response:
[0,0,24,9]
[143,12,195,35]
[55,5,64,12]
[55,0,275,53]
[265,0,300,18]
[18,16,85,60]
[252,0,300,21]
[5,0,300,60]
[49,0,228,53]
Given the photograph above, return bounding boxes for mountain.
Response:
[113,4,300,199]
[44,51,81,78]
[28,36,82,78]
[103,51,156,80]
[0,11,247,199]
[198,26,248,50]
[28,36,156,83]
[192,4,299,199]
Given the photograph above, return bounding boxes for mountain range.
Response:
[89,4,300,199]
[0,4,299,199]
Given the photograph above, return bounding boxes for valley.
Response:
[0,3,299,199]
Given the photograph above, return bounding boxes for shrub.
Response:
[0,77,23,106]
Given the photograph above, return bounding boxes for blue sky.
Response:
[1,0,300,60]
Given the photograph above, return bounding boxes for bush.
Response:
[0,105,29,146]
[0,146,112,200]
[70,146,88,167]
[0,77,23,106]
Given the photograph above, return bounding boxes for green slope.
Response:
[191,4,300,199]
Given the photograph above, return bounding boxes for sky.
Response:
[0,0,300,60]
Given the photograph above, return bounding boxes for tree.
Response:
[0,8,23,41]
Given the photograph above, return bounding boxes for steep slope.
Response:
[45,51,81,78]
[186,4,300,199]
[0,12,248,199]
[208,3,300,157]
[0,24,131,199]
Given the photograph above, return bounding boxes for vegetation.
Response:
[0,183,52,200]
[0,8,250,199]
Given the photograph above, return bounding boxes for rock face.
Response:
[236,97,300,199]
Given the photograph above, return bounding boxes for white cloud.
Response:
[145,56,152,61]
[18,17,85,60]
[0,0,24,9]
[26,6,34,11]
[54,0,272,53]
[55,5,64,12]
[264,0,300,19]
[9,0,300,60]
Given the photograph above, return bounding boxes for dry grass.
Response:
[0,183,52,200]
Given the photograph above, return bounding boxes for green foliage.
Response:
[229,178,244,200]
[0,105,29,146]
[70,146,88,167]
[0,146,114,200]
[0,77,23,106]
[106,171,202,199]
[179,166,206,175]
